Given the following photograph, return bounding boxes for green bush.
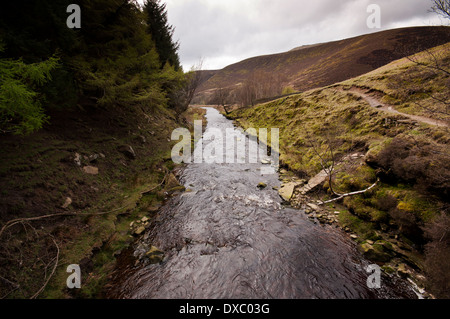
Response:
[0,44,59,134]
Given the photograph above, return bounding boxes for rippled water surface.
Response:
[107,108,416,299]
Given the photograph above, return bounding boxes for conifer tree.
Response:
[143,0,181,70]
[0,43,59,134]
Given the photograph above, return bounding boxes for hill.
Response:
[196,26,450,105]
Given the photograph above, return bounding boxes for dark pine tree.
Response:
[143,0,181,70]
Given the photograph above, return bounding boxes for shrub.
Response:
[389,206,423,242]
[374,136,450,199]
[376,193,398,212]
[0,45,59,134]
[423,213,450,298]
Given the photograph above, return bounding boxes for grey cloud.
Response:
[165,0,443,70]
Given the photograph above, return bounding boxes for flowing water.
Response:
[107,107,417,299]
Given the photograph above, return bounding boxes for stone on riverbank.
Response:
[306,203,320,211]
[278,183,295,201]
[133,226,146,236]
[83,165,98,175]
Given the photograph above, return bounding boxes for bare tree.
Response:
[210,86,232,113]
[306,128,342,198]
[417,1,450,118]
[422,212,450,298]
[430,0,450,19]
[392,1,450,122]
[182,59,204,109]
[238,72,257,106]
[305,126,379,205]
[236,70,288,107]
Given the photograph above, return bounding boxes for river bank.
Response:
[226,81,448,298]
[0,105,206,298]
[275,164,430,298]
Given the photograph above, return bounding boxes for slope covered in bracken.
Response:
[197,26,450,102]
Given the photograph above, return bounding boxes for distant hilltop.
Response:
[195,26,450,105]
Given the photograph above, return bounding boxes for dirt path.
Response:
[339,87,448,128]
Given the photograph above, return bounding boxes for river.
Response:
[107,107,417,299]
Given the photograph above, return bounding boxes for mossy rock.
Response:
[374,240,394,251]
[381,265,396,274]
[358,242,393,263]
[145,246,164,264]
[257,182,267,189]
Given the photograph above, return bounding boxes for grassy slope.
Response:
[0,103,205,298]
[228,44,449,295]
[340,43,450,123]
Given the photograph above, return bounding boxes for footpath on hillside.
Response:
[337,86,448,128]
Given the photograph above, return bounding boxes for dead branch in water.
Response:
[140,167,169,195]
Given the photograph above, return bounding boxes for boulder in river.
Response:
[147,206,161,213]
[397,263,410,279]
[165,173,180,189]
[257,182,267,189]
[145,246,164,264]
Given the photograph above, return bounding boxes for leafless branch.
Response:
[319,178,380,205]
[0,203,132,239]
[0,275,20,299]
[306,128,344,197]
[141,167,168,195]
[29,237,59,299]
[429,0,450,19]
[390,43,450,122]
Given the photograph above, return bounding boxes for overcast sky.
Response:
[145,0,446,71]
